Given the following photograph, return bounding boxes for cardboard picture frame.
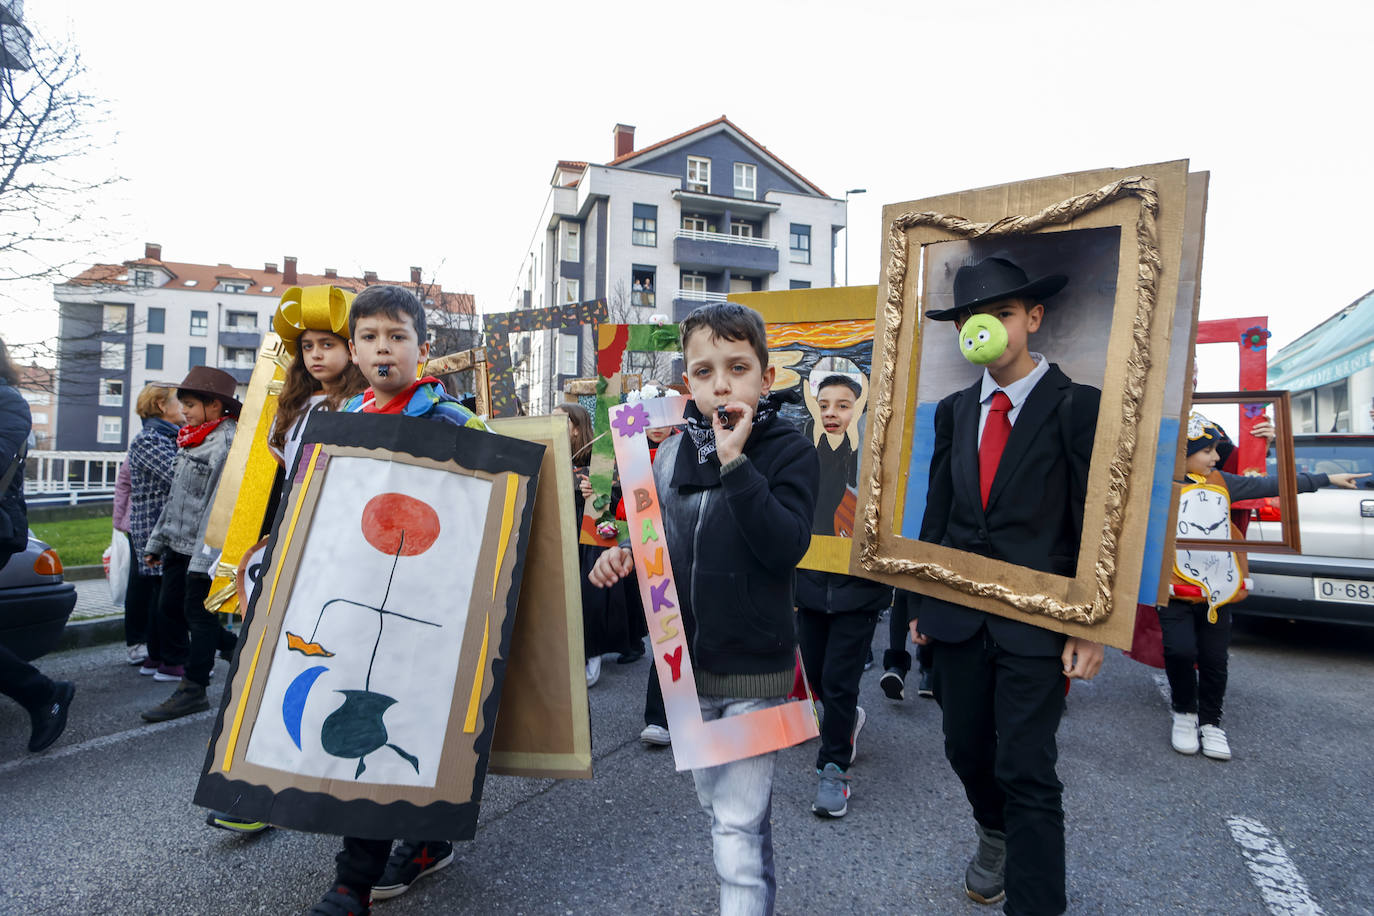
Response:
[1177,391,1301,554]
[425,346,492,419]
[195,413,545,840]
[483,301,608,417]
[485,415,592,779]
[608,395,819,771]
[853,161,1195,650]
[730,285,880,574]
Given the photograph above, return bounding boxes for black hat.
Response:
[927,256,1067,322]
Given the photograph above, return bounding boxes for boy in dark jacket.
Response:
[591,302,818,915]
[796,374,893,817]
[907,257,1104,915]
[311,286,487,916]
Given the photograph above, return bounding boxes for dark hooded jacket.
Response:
[0,382,32,564]
[651,401,818,697]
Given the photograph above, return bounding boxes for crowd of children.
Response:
[19,251,1363,916]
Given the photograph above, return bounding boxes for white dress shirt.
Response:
[976,353,1049,446]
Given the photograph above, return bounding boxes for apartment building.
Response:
[52,244,477,450]
[511,116,847,413]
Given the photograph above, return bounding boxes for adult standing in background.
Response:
[124,386,182,677]
[0,336,75,752]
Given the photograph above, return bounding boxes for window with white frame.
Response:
[733,163,756,200]
[99,378,124,407]
[216,279,250,293]
[102,303,128,333]
[564,278,581,304]
[30,411,48,425]
[100,341,124,370]
[632,204,657,246]
[562,222,581,262]
[97,415,123,445]
[682,273,707,294]
[558,333,579,376]
[687,156,711,193]
[730,220,754,238]
[789,223,811,264]
[682,215,710,233]
[224,310,256,331]
[190,310,208,336]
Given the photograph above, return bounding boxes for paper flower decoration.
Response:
[1242,403,1268,419]
[626,382,667,403]
[611,402,649,438]
[596,520,619,540]
[1241,326,1271,352]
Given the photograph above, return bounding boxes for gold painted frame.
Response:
[853,161,1193,650]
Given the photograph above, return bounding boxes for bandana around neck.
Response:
[683,396,781,465]
[176,416,227,449]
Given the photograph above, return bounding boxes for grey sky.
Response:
[5,0,1369,395]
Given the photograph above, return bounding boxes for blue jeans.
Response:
[691,695,781,916]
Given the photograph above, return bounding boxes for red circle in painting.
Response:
[360,493,441,556]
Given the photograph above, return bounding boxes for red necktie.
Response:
[979,391,1012,509]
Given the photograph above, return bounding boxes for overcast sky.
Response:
[5,0,1370,392]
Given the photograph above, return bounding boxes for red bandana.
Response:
[359,377,440,414]
[176,416,227,448]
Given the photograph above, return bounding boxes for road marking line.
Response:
[1227,816,1325,916]
[0,710,215,777]
[1152,672,1171,704]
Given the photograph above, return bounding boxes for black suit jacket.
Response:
[909,365,1100,656]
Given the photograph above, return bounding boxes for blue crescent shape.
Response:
[283,665,329,750]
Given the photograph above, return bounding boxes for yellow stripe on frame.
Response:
[463,473,521,734]
[222,443,323,771]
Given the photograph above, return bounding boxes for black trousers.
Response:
[184,571,237,689]
[124,552,160,650]
[153,552,191,667]
[0,641,54,711]
[883,598,932,674]
[932,627,1067,916]
[1157,599,1231,726]
[644,656,666,729]
[798,607,878,771]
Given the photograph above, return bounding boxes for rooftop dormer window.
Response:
[216,280,251,293]
[132,269,155,287]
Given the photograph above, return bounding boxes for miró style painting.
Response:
[244,459,489,787]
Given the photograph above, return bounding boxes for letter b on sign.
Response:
[634,488,653,512]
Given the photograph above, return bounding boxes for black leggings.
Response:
[1157,600,1231,726]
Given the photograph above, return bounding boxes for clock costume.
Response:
[1159,412,1333,753]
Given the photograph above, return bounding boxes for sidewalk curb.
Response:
[60,616,126,653]
[65,565,105,582]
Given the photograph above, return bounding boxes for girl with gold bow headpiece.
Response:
[269,285,368,471]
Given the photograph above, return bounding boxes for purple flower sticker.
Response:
[1241,326,1271,352]
[1242,403,1267,419]
[612,402,649,438]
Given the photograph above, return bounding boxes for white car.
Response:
[1242,434,1374,626]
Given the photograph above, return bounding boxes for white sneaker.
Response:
[126,644,148,666]
[849,706,867,764]
[1171,712,1199,755]
[1199,724,1232,760]
[585,656,601,687]
[639,724,671,746]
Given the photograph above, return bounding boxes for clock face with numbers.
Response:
[1175,480,1241,610]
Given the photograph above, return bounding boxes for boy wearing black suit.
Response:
[907,257,1104,915]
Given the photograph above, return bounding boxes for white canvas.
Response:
[244,456,492,787]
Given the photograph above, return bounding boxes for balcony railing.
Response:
[674,228,778,250]
[674,289,729,303]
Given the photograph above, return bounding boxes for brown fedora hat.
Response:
[927,256,1067,322]
[163,366,242,415]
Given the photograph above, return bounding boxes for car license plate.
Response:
[1313,577,1374,604]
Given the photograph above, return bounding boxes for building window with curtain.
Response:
[632,204,657,246]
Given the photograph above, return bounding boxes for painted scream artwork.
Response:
[243,456,489,788]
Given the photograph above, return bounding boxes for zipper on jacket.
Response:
[690,487,711,661]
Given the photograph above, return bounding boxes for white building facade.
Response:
[52,245,477,450]
[510,117,847,413]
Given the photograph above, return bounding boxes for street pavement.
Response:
[2,613,1372,915]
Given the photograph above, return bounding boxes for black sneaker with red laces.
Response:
[309,884,369,916]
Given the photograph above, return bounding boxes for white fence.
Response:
[24,450,125,504]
